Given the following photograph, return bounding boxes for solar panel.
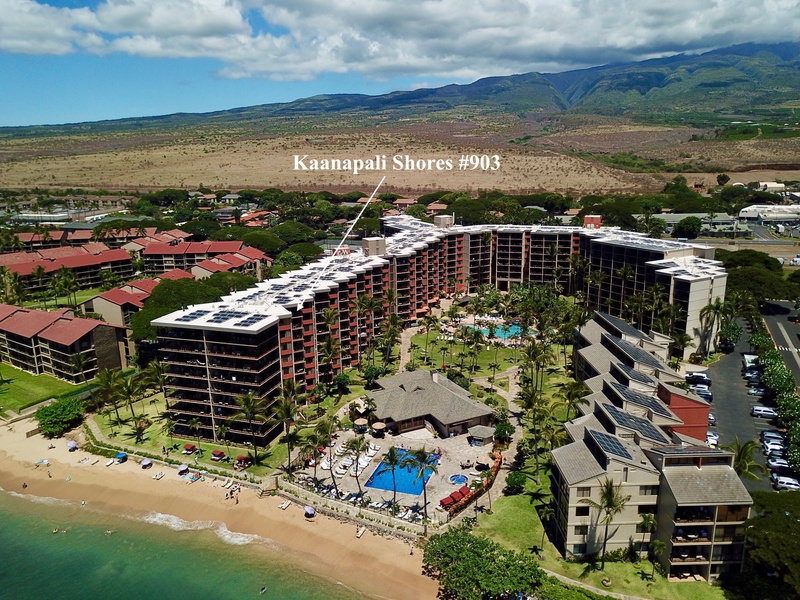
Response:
[207,310,249,324]
[613,363,655,385]
[603,334,663,369]
[234,315,268,327]
[603,403,669,443]
[589,430,633,460]
[176,309,211,322]
[609,381,671,417]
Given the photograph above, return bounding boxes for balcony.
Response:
[672,526,710,544]
[674,507,714,524]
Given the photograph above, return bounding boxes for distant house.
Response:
[369,370,493,437]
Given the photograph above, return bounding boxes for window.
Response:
[574,525,588,535]
[638,505,657,515]
[572,544,587,555]
[577,487,591,498]
[639,485,658,496]
[576,506,590,517]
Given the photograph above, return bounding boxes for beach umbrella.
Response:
[66,440,78,450]
[184,443,196,451]
[372,422,386,430]
[116,452,127,459]
[141,458,152,468]
[304,506,316,518]
[178,464,189,473]
[354,418,368,426]
[236,455,249,462]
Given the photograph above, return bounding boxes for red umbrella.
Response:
[237,455,249,462]
[184,444,196,451]
[212,450,224,457]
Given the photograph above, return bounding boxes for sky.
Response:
[0,0,798,127]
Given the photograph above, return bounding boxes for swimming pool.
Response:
[474,323,529,340]
[365,448,438,496]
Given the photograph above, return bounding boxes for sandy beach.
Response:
[0,420,438,600]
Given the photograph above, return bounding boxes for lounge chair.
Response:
[278,500,291,510]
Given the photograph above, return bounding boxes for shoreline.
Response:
[0,421,438,600]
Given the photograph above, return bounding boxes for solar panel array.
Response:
[207,310,248,324]
[603,403,669,443]
[589,429,633,461]
[614,363,655,385]
[609,381,671,417]
[597,312,648,340]
[604,334,663,369]
[176,309,211,322]
[234,314,269,327]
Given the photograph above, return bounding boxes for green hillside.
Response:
[1,42,798,138]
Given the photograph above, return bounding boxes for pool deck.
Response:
[296,426,496,522]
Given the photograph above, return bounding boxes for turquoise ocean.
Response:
[0,487,372,600]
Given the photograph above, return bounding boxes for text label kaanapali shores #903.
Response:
[293,154,501,175]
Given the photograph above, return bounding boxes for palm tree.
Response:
[314,415,341,497]
[700,298,726,356]
[95,368,123,421]
[144,360,169,407]
[345,435,370,502]
[555,380,590,421]
[216,423,231,458]
[401,448,438,532]
[188,417,201,445]
[650,539,666,579]
[119,376,142,417]
[479,469,494,513]
[161,417,176,448]
[579,477,631,571]
[586,270,606,310]
[670,332,695,362]
[69,353,88,384]
[421,314,439,365]
[381,447,404,509]
[271,397,298,472]
[232,391,268,464]
[32,264,47,308]
[539,504,555,551]
[300,431,323,481]
[639,513,657,556]
[722,436,768,479]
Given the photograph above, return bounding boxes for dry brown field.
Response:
[0,118,798,195]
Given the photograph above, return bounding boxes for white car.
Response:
[748,387,766,396]
[767,457,791,470]
[706,432,720,445]
[763,440,786,455]
[691,384,710,393]
[771,474,800,491]
[752,406,778,419]
[708,413,716,426]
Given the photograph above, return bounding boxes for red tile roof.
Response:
[0,303,22,323]
[17,231,67,243]
[157,269,194,281]
[234,246,267,261]
[67,230,94,242]
[142,242,190,256]
[38,318,102,347]
[37,246,87,260]
[82,242,110,254]
[125,279,159,294]
[0,252,35,266]
[205,241,244,253]
[97,288,148,308]
[192,260,229,274]
[213,253,247,268]
[0,309,62,338]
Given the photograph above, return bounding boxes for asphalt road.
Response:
[704,323,772,493]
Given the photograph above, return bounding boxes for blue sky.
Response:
[0,1,798,127]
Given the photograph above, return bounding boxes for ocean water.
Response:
[0,488,372,600]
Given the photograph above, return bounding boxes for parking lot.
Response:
[703,326,773,493]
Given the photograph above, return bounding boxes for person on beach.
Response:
[22,482,27,489]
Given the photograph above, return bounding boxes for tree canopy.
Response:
[422,523,545,600]
[672,216,703,239]
[130,279,226,341]
[35,396,85,437]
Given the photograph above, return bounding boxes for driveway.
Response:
[704,323,772,492]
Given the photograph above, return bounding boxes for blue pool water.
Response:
[475,323,528,340]
[365,449,438,496]
[449,474,468,485]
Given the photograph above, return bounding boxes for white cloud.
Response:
[1,0,798,81]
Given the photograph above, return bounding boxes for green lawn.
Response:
[0,366,84,414]
[24,286,104,310]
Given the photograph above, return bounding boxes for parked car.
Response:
[696,390,713,402]
[691,384,711,393]
[761,430,786,443]
[748,387,766,396]
[747,377,762,387]
[686,372,711,386]
[768,457,792,470]
[767,449,788,462]
[771,474,800,491]
[706,432,720,445]
[743,368,763,379]
[752,406,778,419]
[763,440,786,455]
[708,413,716,426]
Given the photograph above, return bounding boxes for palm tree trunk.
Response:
[601,520,610,571]
[391,469,397,508]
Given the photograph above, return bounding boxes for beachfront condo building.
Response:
[550,311,750,583]
[153,216,726,446]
